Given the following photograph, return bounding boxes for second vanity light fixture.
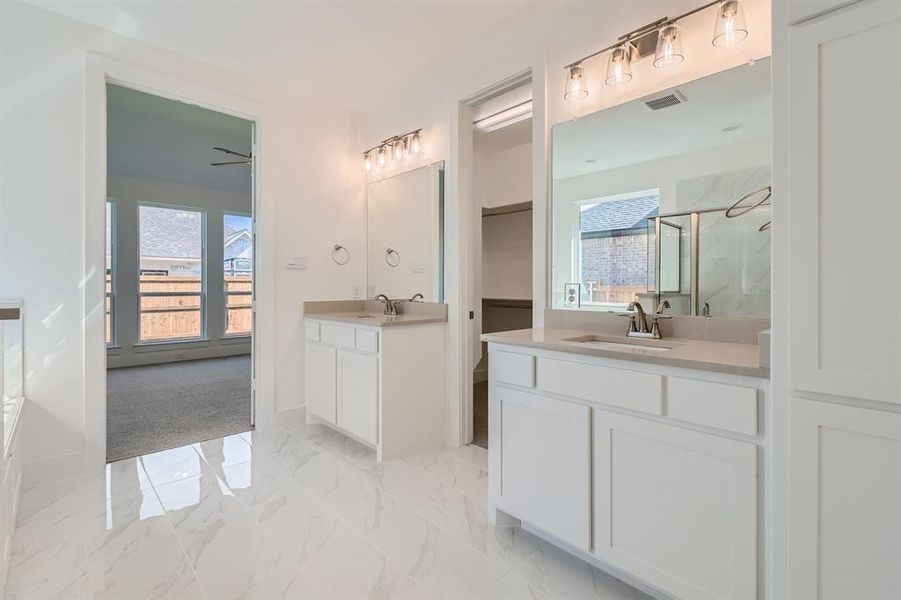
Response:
[362,129,423,173]
[564,0,749,101]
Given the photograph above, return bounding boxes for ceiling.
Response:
[475,117,532,154]
[553,58,772,180]
[107,84,253,194]
[29,0,545,112]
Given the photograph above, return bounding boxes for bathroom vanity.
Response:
[483,328,768,600]
[303,300,447,461]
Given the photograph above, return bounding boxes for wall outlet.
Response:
[352,285,361,299]
[286,256,308,270]
[174,352,187,360]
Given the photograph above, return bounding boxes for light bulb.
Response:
[713,0,748,47]
[605,44,632,86]
[409,132,422,156]
[564,64,589,101]
[363,152,373,173]
[654,23,684,68]
[377,145,388,167]
[392,139,405,162]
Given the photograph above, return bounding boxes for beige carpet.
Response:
[106,355,251,462]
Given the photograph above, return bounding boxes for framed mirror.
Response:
[366,162,445,302]
[551,58,771,318]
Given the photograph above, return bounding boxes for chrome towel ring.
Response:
[331,244,349,265]
[385,248,400,268]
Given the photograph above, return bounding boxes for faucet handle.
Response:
[616,311,639,332]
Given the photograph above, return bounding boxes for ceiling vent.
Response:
[644,90,686,111]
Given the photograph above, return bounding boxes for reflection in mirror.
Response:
[552,58,771,318]
[366,162,444,302]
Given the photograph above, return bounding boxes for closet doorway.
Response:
[470,87,533,448]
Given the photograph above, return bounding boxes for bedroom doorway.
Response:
[104,84,256,462]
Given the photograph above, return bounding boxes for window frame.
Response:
[105,199,117,347]
[222,212,253,338]
[136,202,207,344]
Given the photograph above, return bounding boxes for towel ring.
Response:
[725,185,772,219]
[331,244,350,266]
[385,248,400,268]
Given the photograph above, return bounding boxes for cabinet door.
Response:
[305,342,336,424]
[789,398,901,600]
[787,0,901,404]
[337,349,378,445]
[594,409,757,600]
[494,385,591,552]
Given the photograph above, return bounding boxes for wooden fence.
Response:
[105,275,251,342]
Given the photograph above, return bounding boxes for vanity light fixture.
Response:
[562,0,751,100]
[362,129,423,172]
[713,0,749,47]
[564,64,589,101]
[654,22,684,68]
[606,44,633,86]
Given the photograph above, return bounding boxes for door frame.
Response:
[452,67,543,446]
[84,54,272,468]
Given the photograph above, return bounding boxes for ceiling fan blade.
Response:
[213,147,251,159]
[210,160,251,166]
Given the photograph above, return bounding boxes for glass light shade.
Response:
[713,0,749,47]
[654,23,684,68]
[392,139,405,161]
[605,45,632,86]
[564,64,589,101]
[408,132,422,156]
[363,152,373,172]
[377,145,388,167]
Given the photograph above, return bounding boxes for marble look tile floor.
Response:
[5,422,651,599]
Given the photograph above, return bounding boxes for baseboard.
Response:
[107,344,250,369]
[274,406,306,428]
[22,450,89,489]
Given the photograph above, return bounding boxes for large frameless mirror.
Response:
[551,57,771,318]
[366,162,445,302]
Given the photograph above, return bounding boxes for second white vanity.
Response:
[304,299,447,462]
[483,327,768,600]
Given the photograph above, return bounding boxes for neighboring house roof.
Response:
[139,206,250,259]
[580,195,659,233]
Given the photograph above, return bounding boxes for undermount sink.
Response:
[561,335,673,353]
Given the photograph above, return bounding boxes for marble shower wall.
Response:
[677,166,771,319]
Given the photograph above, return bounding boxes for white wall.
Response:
[482,210,532,300]
[475,141,533,209]
[0,1,364,478]
[353,0,770,444]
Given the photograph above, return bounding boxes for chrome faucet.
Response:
[375,294,397,316]
[409,293,424,302]
[619,300,670,339]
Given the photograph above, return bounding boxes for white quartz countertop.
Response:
[482,327,768,379]
[306,311,447,327]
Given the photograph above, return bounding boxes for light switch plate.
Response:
[352,285,361,299]
[286,256,308,270]
[410,261,425,274]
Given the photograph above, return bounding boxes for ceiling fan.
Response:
[210,146,252,167]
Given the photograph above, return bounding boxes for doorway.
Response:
[103,84,255,462]
[469,82,534,448]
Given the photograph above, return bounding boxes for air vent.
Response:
[645,90,686,111]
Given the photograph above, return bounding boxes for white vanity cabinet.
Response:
[488,344,767,600]
[774,1,901,597]
[594,410,757,600]
[304,317,445,461]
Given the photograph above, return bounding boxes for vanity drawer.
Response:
[537,357,662,415]
[490,350,535,388]
[667,377,758,436]
[305,321,321,342]
[355,328,379,353]
[320,323,356,349]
